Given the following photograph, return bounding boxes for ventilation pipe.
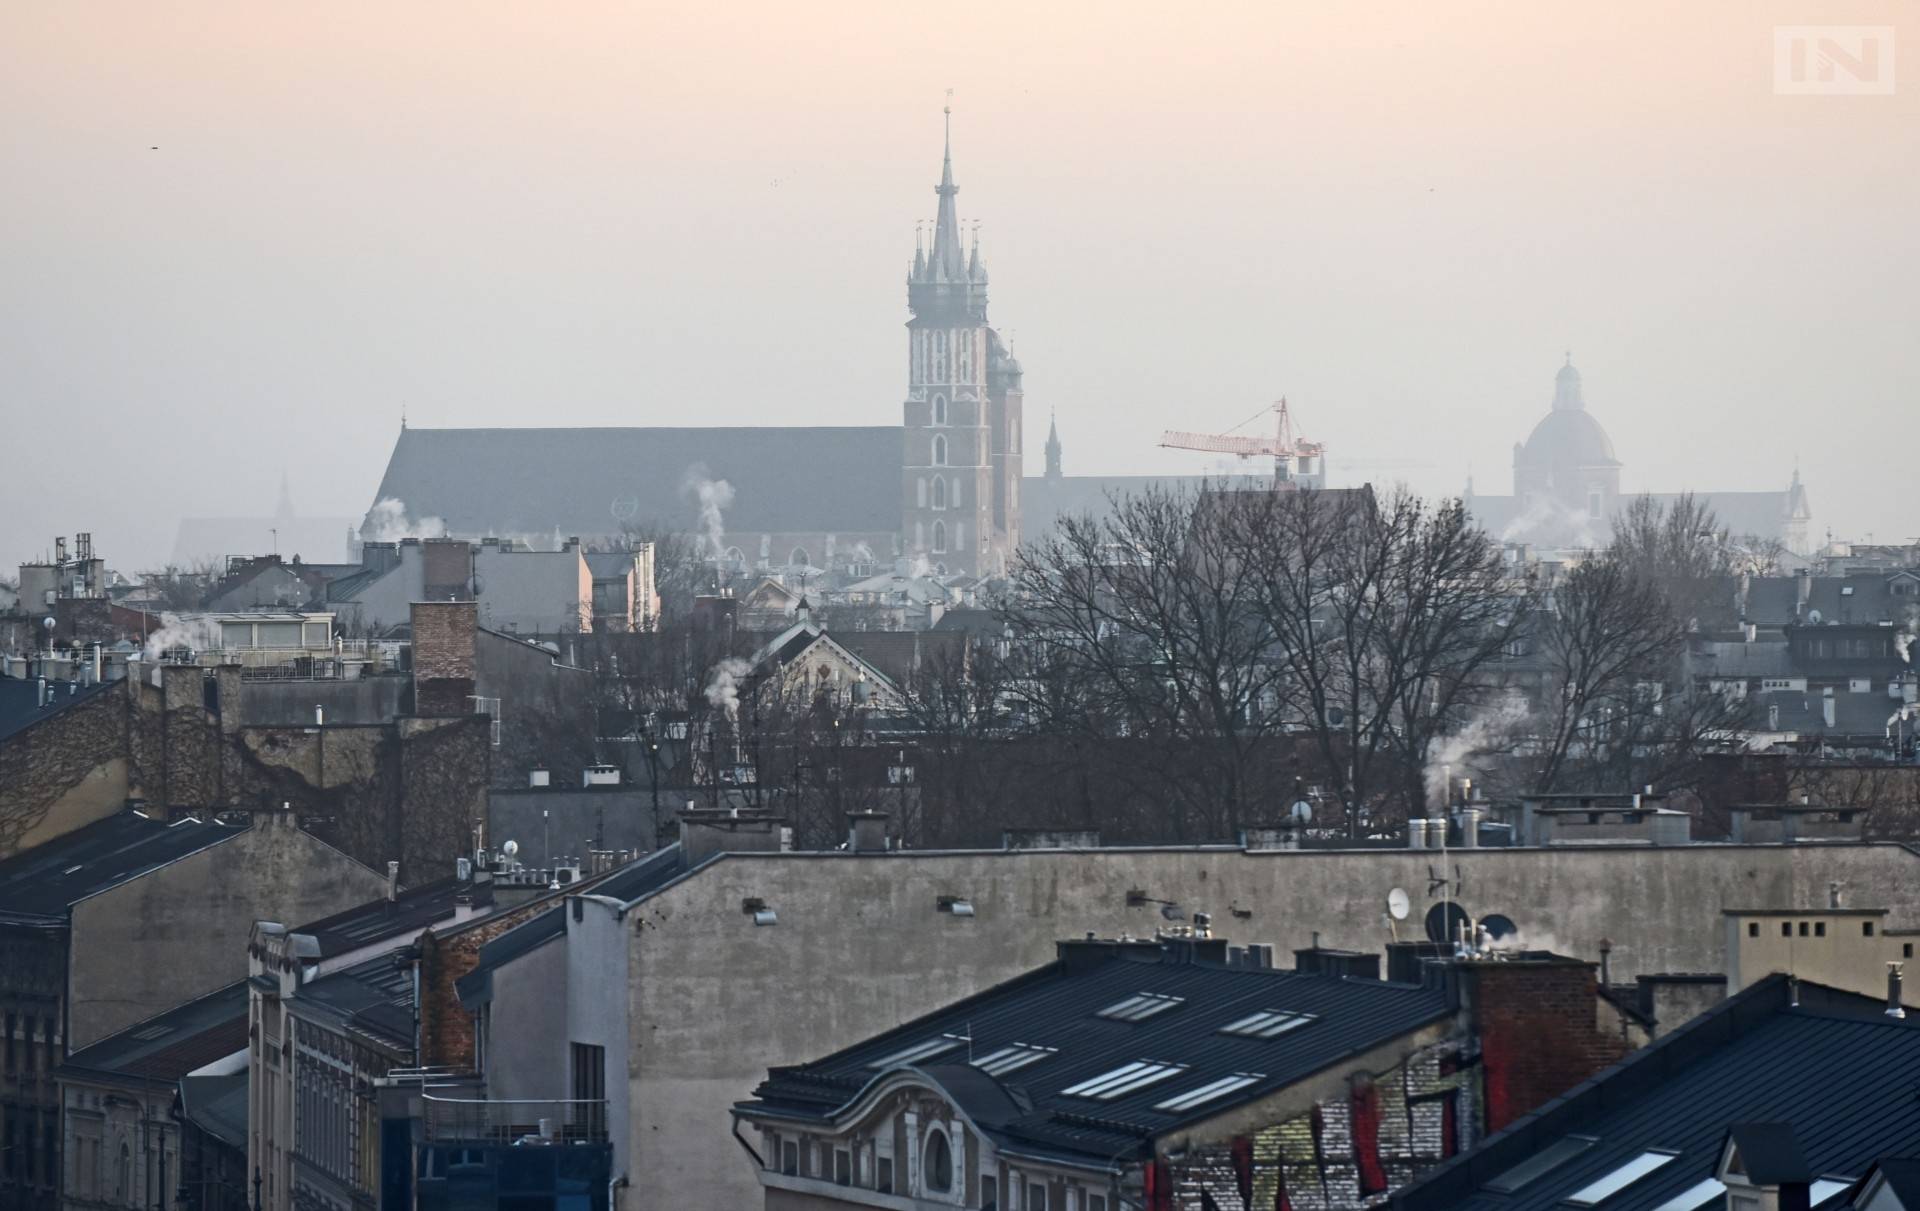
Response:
[1889,963,1907,1019]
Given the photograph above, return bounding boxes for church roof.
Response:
[366,425,903,540]
[1522,403,1618,468]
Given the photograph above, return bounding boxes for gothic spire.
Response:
[1045,409,1062,479]
[930,102,965,281]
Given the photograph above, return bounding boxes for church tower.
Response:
[901,109,1022,576]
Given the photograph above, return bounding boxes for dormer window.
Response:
[922,1127,953,1193]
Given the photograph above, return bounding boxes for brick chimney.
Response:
[411,601,478,718]
[1460,954,1635,1132]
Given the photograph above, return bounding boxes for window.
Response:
[933,476,948,510]
[973,1044,1057,1077]
[834,1148,851,1186]
[932,434,948,465]
[866,1035,966,1069]
[1485,1135,1597,1194]
[1564,1149,1679,1206]
[981,1174,998,1210]
[1815,922,1826,937]
[916,477,928,507]
[1781,922,1792,938]
[877,1156,894,1193]
[934,394,948,425]
[1088,1195,1108,1211]
[923,1129,953,1193]
[1651,1178,1726,1211]
[781,1140,799,1176]
[1866,922,1877,936]
[1747,922,1759,938]
[932,521,947,553]
[1028,1181,1049,1209]
[1799,921,1810,937]
[1153,1073,1265,1112]
[1097,993,1185,1023]
[1062,1060,1188,1100]
[570,1042,606,1105]
[1218,1010,1316,1038]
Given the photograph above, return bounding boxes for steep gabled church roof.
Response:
[365,425,903,540]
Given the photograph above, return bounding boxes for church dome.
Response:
[1521,357,1618,467]
[1522,407,1618,467]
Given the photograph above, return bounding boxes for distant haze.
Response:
[2,1,1914,570]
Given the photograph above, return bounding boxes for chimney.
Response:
[1889,963,1907,1019]
[529,769,550,788]
[677,808,784,865]
[847,811,888,854]
[385,860,400,902]
[1795,568,1813,614]
[1822,688,1836,729]
[1457,805,1483,849]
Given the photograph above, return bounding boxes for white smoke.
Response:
[906,554,932,579]
[363,498,448,543]
[682,467,735,558]
[1896,606,1918,664]
[141,613,226,661]
[703,657,753,720]
[849,542,876,563]
[1424,693,1531,808]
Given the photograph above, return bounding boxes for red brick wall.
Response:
[412,601,478,718]
[1472,961,1632,1133]
[416,894,563,1069]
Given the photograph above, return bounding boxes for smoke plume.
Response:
[363,498,448,542]
[141,613,226,660]
[1424,693,1530,808]
[682,467,735,558]
[704,657,753,720]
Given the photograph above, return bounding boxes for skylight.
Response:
[867,1035,966,1069]
[1564,1149,1680,1206]
[972,1044,1056,1078]
[1218,1010,1317,1039]
[1650,1178,1724,1211]
[1061,1060,1188,1100]
[1153,1073,1265,1113]
[1097,993,1185,1023]
[1484,1135,1598,1194]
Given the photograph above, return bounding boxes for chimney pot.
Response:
[1890,963,1907,1019]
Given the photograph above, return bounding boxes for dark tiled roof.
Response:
[1394,977,1920,1211]
[368,426,904,538]
[0,674,115,743]
[60,983,247,1084]
[293,878,467,958]
[740,941,1454,1163]
[456,845,689,1008]
[834,630,967,686]
[180,1071,250,1150]
[0,812,246,923]
[292,950,418,1054]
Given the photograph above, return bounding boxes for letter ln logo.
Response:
[1775,26,1895,95]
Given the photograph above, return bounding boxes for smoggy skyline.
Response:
[2,1,1915,570]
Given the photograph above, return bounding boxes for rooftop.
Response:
[60,982,247,1085]
[0,812,247,925]
[1393,976,1920,1211]
[0,673,115,743]
[292,877,469,958]
[289,949,419,1055]
[738,938,1455,1164]
[179,1070,249,1151]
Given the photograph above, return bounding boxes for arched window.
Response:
[923,1128,953,1194]
[932,477,947,511]
[790,548,810,568]
[724,546,747,570]
[118,1143,130,1198]
[932,435,947,466]
[932,394,947,426]
[932,521,947,553]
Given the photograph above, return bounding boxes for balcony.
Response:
[420,1096,607,1146]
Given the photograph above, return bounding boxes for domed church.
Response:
[1466,357,1811,552]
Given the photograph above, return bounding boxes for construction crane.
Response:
[1159,397,1327,489]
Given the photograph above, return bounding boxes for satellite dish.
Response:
[1386,888,1411,921]
[1289,799,1313,825]
[1809,609,1823,624]
[502,839,520,857]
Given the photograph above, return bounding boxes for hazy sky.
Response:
[2,1,1915,571]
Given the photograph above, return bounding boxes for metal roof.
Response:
[738,939,1455,1164]
[0,673,115,743]
[0,812,247,924]
[289,950,419,1054]
[59,982,248,1085]
[179,1070,250,1151]
[292,877,466,958]
[1394,977,1920,1211]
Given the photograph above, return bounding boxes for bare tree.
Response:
[1609,493,1737,629]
